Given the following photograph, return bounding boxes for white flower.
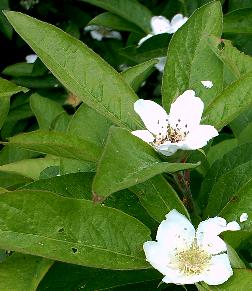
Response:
[132,90,218,156]
[138,14,188,46]
[84,25,122,41]
[240,213,248,223]
[25,54,38,63]
[201,81,213,89]
[144,209,240,285]
[155,57,167,72]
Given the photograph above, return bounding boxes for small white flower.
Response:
[132,90,218,156]
[25,54,38,64]
[155,57,167,72]
[144,209,240,285]
[138,14,188,46]
[84,25,122,41]
[240,213,248,223]
[201,81,213,89]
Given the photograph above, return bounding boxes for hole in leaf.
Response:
[217,41,225,50]
[71,247,78,254]
[58,227,64,233]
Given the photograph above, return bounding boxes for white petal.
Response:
[226,221,241,231]
[197,217,228,237]
[197,233,227,255]
[155,57,167,72]
[151,16,171,34]
[184,125,218,150]
[132,130,154,143]
[240,213,248,222]
[156,141,183,156]
[169,90,204,129]
[169,14,188,33]
[84,25,98,32]
[90,30,103,41]
[156,209,195,251]
[134,99,169,135]
[138,34,153,46]
[143,241,172,275]
[163,270,204,285]
[106,31,122,40]
[202,254,233,285]
[25,54,37,63]
[201,80,213,89]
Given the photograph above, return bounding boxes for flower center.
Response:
[153,119,189,145]
[176,240,211,276]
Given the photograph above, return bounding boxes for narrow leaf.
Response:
[7,130,100,162]
[4,11,142,130]
[80,0,152,33]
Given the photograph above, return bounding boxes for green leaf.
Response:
[4,11,142,130]
[162,1,223,110]
[203,72,252,130]
[0,0,12,39]
[226,244,246,269]
[121,59,157,92]
[199,143,252,210]
[60,158,96,175]
[223,8,252,34]
[218,179,252,231]
[0,157,60,180]
[119,35,169,64]
[67,103,112,148]
[209,36,252,80]
[2,63,34,77]
[0,253,53,291]
[38,263,161,291]
[7,130,101,162]
[0,172,32,189]
[23,172,157,231]
[131,175,189,222]
[88,12,142,33]
[0,146,38,165]
[204,159,252,218]
[30,93,65,130]
[0,77,28,130]
[93,127,199,198]
[80,0,152,33]
[23,172,94,199]
[230,108,252,138]
[207,139,238,166]
[0,190,151,269]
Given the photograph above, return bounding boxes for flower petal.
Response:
[169,14,188,33]
[90,30,103,41]
[184,125,218,150]
[163,270,204,285]
[138,34,153,46]
[151,16,171,34]
[156,209,195,251]
[202,254,233,285]
[169,90,204,129]
[196,217,230,255]
[132,130,154,143]
[106,31,122,40]
[155,57,167,72]
[134,99,169,135]
[25,54,38,64]
[240,213,248,222]
[226,221,241,231]
[143,241,172,275]
[157,141,183,156]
